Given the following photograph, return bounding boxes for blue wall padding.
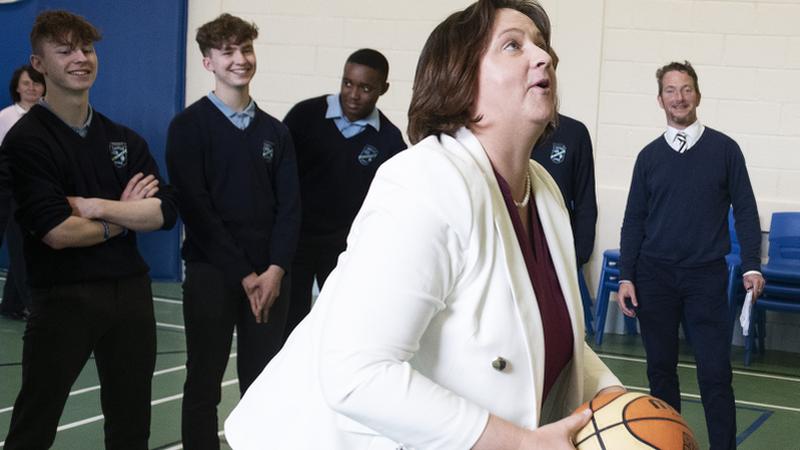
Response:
[0,0,188,281]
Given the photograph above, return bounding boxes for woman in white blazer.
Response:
[225,1,621,448]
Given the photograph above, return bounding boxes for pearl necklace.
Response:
[513,173,531,208]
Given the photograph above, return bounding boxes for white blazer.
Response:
[225,128,620,450]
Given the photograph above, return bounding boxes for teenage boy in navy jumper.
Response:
[282,48,406,339]
[618,61,763,450]
[1,10,178,449]
[165,13,300,450]
[532,114,597,269]
[532,113,597,332]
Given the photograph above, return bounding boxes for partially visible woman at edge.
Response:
[224,0,623,448]
[0,65,46,322]
[0,65,45,143]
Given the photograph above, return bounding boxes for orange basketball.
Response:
[573,391,699,450]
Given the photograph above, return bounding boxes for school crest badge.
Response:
[262,140,275,162]
[109,142,128,168]
[357,145,379,166]
[550,143,566,164]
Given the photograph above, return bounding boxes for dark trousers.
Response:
[0,206,31,315]
[635,256,735,450]
[283,240,344,341]
[181,262,290,450]
[5,274,156,450]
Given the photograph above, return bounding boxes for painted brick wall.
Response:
[596,0,800,349]
[184,0,599,136]
[597,0,800,226]
[185,0,800,350]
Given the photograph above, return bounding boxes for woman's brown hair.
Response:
[407,0,554,144]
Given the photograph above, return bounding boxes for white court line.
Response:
[624,384,800,413]
[0,380,239,447]
[598,353,800,383]
[154,297,182,305]
[0,354,237,415]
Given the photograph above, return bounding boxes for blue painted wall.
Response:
[0,0,187,281]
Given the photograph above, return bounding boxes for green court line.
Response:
[599,353,800,382]
[624,384,800,413]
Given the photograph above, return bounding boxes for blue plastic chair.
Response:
[725,208,746,337]
[593,249,638,345]
[744,212,800,365]
[596,211,742,347]
[761,212,800,280]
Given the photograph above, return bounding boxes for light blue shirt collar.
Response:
[207,92,256,130]
[38,98,93,138]
[325,94,380,139]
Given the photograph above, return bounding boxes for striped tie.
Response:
[674,132,688,153]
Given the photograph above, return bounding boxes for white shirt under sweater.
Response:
[0,103,27,144]
[664,120,705,152]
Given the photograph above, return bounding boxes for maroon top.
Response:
[494,171,574,401]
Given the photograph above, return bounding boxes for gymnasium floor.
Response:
[1,278,799,449]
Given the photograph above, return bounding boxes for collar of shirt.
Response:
[13,103,28,115]
[38,98,94,138]
[663,120,705,152]
[325,93,380,139]
[207,92,256,130]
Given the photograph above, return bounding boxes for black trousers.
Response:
[5,274,156,450]
[283,240,344,341]
[181,262,290,450]
[0,205,31,315]
[635,256,735,450]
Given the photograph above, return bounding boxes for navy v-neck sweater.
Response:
[532,114,597,266]
[166,97,301,284]
[620,127,761,281]
[283,95,406,238]
[1,105,178,287]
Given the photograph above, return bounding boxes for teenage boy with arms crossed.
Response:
[2,10,178,449]
[165,14,300,449]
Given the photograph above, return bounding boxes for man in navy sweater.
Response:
[165,14,300,450]
[2,11,178,449]
[282,49,405,339]
[618,61,763,450]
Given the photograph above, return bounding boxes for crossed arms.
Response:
[42,172,164,250]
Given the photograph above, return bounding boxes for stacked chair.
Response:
[744,212,800,366]
[578,269,594,335]
[595,209,744,347]
[725,209,746,339]
[593,249,638,345]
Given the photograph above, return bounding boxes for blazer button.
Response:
[492,357,507,372]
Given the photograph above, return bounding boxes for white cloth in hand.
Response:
[740,291,754,336]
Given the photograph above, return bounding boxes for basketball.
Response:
[573,391,699,450]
